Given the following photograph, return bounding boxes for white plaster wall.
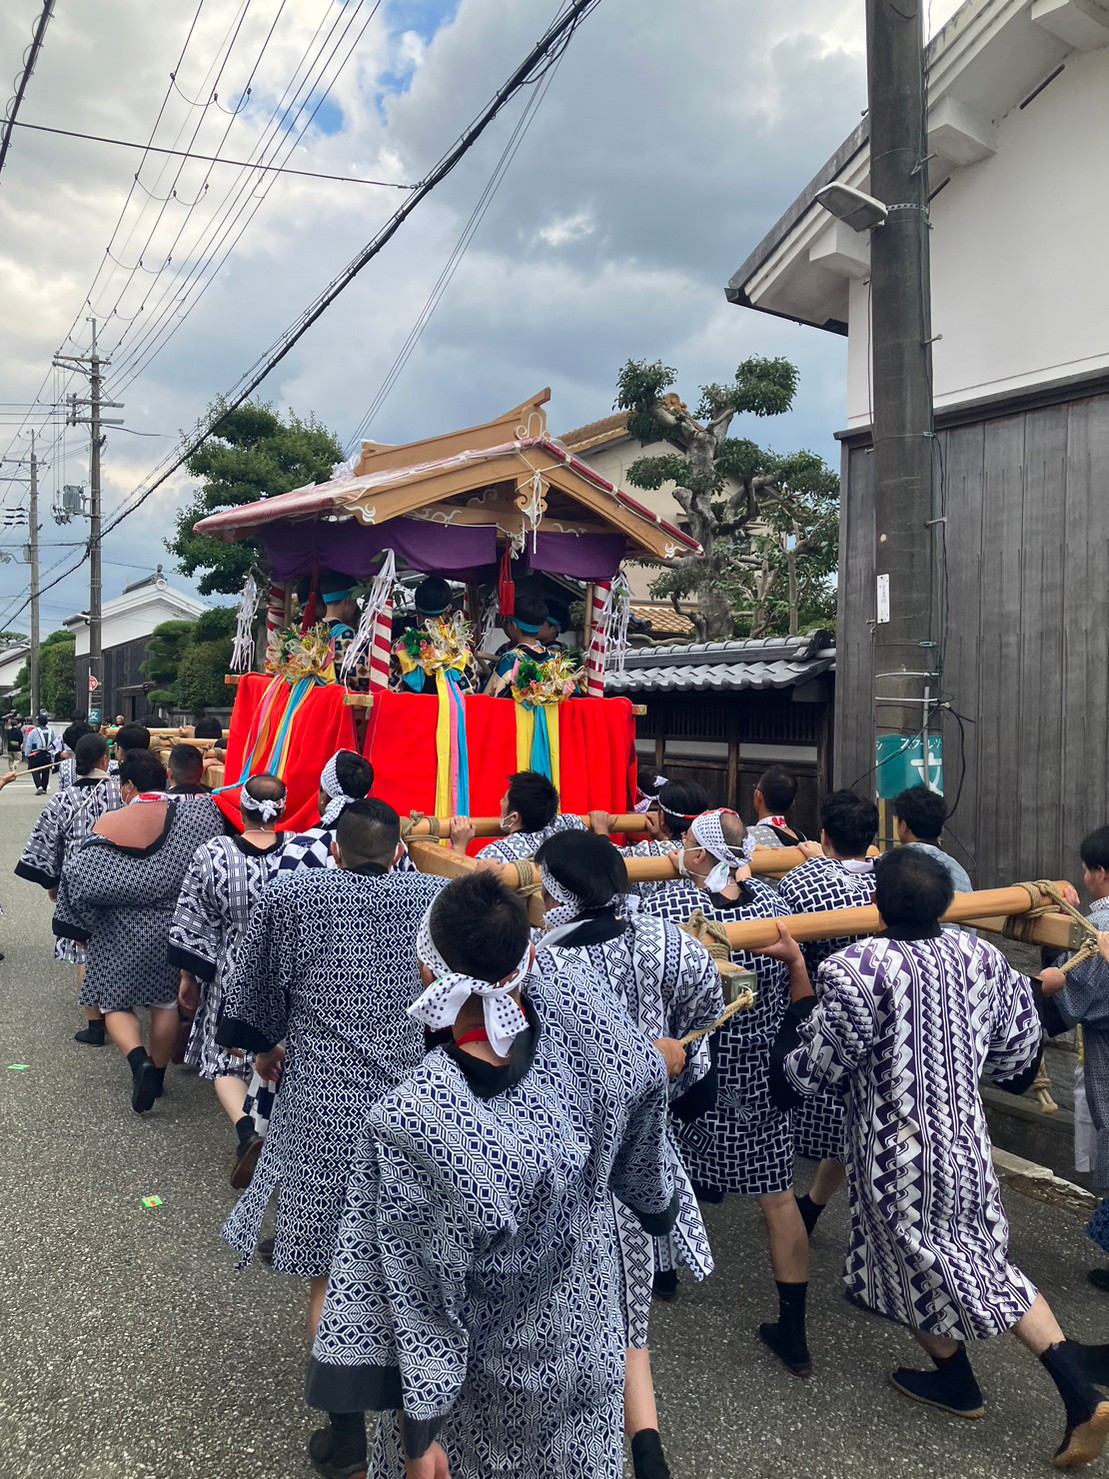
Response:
[847,45,1109,427]
[70,591,207,657]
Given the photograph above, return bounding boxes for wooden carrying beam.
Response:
[493,849,808,888]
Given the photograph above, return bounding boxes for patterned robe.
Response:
[52,800,225,1012]
[535,913,723,1347]
[641,878,793,1196]
[307,970,676,1479]
[475,813,586,864]
[15,776,123,963]
[617,836,676,897]
[276,826,417,874]
[168,835,283,1082]
[776,858,876,1162]
[776,929,1042,1340]
[217,867,445,1278]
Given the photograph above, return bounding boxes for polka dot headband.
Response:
[689,808,750,893]
[319,750,363,828]
[409,906,531,1059]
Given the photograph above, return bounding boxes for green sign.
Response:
[874,734,943,800]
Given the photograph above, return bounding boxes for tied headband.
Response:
[634,772,669,815]
[409,908,531,1059]
[319,750,362,828]
[241,788,286,824]
[542,871,583,931]
[690,809,749,893]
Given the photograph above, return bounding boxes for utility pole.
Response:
[29,432,39,718]
[865,0,939,759]
[55,320,122,726]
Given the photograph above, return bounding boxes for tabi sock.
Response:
[796,1193,824,1236]
[892,1345,984,1416]
[1042,1341,1105,1428]
[631,1428,671,1479]
[326,1412,367,1466]
[150,1064,166,1099]
[776,1280,808,1344]
[235,1114,257,1148]
[126,1046,150,1075]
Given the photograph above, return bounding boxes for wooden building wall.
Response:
[75,636,153,723]
[835,379,1109,888]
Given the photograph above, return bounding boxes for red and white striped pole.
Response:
[585,579,612,698]
[265,581,288,639]
[367,589,394,690]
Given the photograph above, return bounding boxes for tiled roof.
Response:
[628,602,695,636]
[607,634,834,693]
[558,412,629,453]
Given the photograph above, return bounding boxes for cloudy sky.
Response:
[0,0,963,633]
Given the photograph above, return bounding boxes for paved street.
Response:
[2,782,1108,1479]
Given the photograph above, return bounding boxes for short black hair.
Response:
[115,723,150,752]
[821,789,879,857]
[636,765,666,802]
[893,785,947,843]
[506,770,559,832]
[874,847,953,930]
[319,569,353,597]
[244,772,286,806]
[535,830,628,908]
[328,750,374,802]
[430,873,531,982]
[335,797,400,869]
[658,779,709,835]
[1080,827,1109,874]
[414,576,454,617]
[63,721,94,750]
[193,715,223,739]
[508,591,548,631]
[757,766,797,814]
[74,733,108,775]
[543,599,570,634]
[168,744,204,782]
[119,751,167,793]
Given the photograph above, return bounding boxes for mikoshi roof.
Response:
[193,390,701,572]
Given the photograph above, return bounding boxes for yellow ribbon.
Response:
[434,667,453,819]
[513,699,561,791]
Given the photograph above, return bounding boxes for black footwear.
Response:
[257,1236,275,1265]
[151,1065,166,1100]
[758,1321,812,1378]
[891,1351,985,1419]
[796,1192,824,1237]
[1088,1269,1109,1294]
[231,1131,264,1190]
[1055,1403,1109,1469]
[74,1021,106,1046]
[631,1427,672,1479]
[652,1268,679,1302]
[692,1180,725,1204]
[308,1423,367,1479]
[130,1055,159,1114]
[1043,1340,1109,1468]
[1075,1341,1109,1387]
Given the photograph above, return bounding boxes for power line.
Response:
[4,117,417,188]
[0,0,56,182]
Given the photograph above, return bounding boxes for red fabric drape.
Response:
[362,693,637,853]
[214,674,358,834]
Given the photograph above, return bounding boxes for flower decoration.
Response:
[265,622,336,683]
[511,652,585,706]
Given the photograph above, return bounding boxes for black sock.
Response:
[126,1046,148,1072]
[931,1345,974,1378]
[631,1428,670,1479]
[776,1280,808,1341]
[326,1411,367,1465]
[796,1193,824,1235]
[1043,1341,1102,1428]
[235,1114,257,1148]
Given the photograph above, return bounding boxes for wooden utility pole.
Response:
[865,0,938,746]
[28,432,39,717]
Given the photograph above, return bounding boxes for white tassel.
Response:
[479,591,499,654]
[340,549,397,682]
[231,572,260,673]
[329,454,359,482]
[609,572,632,675]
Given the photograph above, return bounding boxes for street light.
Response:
[814,182,888,232]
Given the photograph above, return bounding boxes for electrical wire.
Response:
[0,0,56,182]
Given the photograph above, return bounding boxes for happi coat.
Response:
[535,910,723,1347]
[217,866,444,1278]
[52,798,226,1012]
[641,878,792,1196]
[773,928,1043,1340]
[168,834,284,1083]
[276,826,417,874]
[775,857,876,1162]
[307,968,677,1479]
[474,813,586,864]
[16,775,122,962]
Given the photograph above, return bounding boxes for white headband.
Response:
[690,809,749,893]
[542,871,582,930]
[409,907,531,1058]
[241,787,286,824]
[634,773,669,815]
[319,749,362,828]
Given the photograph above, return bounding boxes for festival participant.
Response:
[317,571,369,694]
[533,830,723,1479]
[763,848,1109,1469]
[216,799,443,1338]
[276,750,375,872]
[15,732,123,1046]
[305,871,677,1479]
[640,807,811,1376]
[539,597,571,650]
[469,770,586,864]
[23,712,53,796]
[169,774,287,1187]
[113,722,150,760]
[392,576,475,696]
[51,749,225,1113]
[747,767,805,848]
[1037,826,1109,1294]
[590,779,711,893]
[776,789,879,1234]
[56,720,94,790]
[6,715,23,772]
[166,743,210,794]
[892,784,973,892]
[485,590,552,696]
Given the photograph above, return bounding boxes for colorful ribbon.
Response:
[514,700,561,791]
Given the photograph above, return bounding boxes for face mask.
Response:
[676,849,694,880]
[500,812,517,834]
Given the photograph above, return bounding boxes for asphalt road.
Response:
[2,782,1108,1479]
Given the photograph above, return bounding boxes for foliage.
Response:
[193,606,238,643]
[176,637,234,712]
[8,629,75,715]
[615,357,838,641]
[168,400,344,597]
[141,620,198,706]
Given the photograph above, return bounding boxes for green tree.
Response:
[176,637,234,712]
[9,629,76,715]
[168,400,344,596]
[615,357,839,641]
[141,620,197,708]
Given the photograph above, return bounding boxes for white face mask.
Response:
[500,811,517,834]
[676,849,695,880]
